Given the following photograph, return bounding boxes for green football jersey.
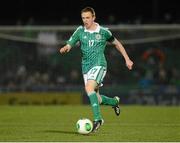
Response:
[66,24,114,74]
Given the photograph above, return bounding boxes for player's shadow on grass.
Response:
[44,130,78,135]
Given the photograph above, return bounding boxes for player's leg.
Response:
[93,71,119,107]
[96,87,118,106]
[95,87,102,104]
[92,67,120,116]
[85,80,102,121]
[85,80,104,132]
[96,88,120,116]
[84,66,106,132]
[83,73,102,121]
[100,94,119,106]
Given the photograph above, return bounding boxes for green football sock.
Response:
[100,95,118,106]
[88,92,102,121]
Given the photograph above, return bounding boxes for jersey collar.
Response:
[84,23,100,33]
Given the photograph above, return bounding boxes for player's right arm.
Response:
[59,44,72,54]
[59,26,82,54]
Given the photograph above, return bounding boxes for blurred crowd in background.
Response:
[0,26,179,103]
[0,0,179,105]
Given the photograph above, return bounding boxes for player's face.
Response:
[81,11,95,29]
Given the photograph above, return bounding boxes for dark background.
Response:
[0,0,179,25]
[0,0,179,105]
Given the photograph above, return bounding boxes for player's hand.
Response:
[126,59,133,70]
[59,45,71,54]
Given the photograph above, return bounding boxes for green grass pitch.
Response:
[0,105,179,142]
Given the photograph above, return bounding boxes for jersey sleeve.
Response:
[66,26,81,47]
[105,28,115,43]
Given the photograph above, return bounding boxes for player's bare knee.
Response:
[85,84,94,94]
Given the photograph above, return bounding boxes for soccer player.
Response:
[59,7,133,132]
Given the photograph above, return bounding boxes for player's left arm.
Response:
[111,38,133,70]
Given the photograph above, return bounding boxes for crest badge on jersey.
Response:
[83,35,87,39]
[95,34,102,40]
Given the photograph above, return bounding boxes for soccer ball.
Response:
[76,118,93,134]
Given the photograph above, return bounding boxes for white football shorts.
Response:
[83,66,106,86]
